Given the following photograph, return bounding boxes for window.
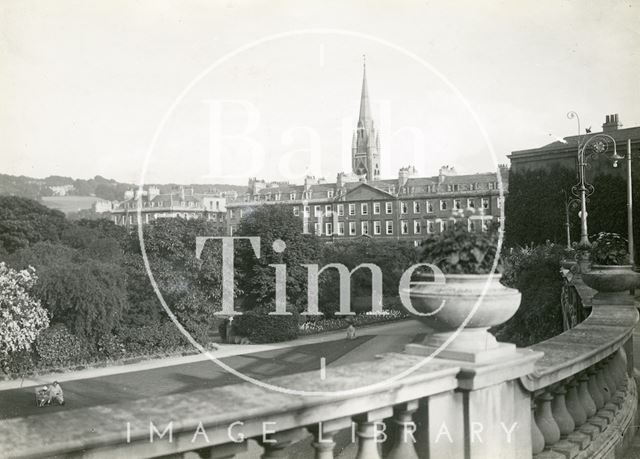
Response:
[349,204,356,216]
[230,225,235,236]
[327,190,334,198]
[337,204,344,216]
[361,221,369,235]
[413,201,421,213]
[497,197,502,209]
[303,222,310,234]
[385,202,393,214]
[325,222,333,236]
[401,202,408,214]
[373,221,381,235]
[414,220,421,234]
[239,209,244,218]
[303,205,310,216]
[314,223,321,236]
[349,221,356,235]
[467,199,475,209]
[468,220,476,232]
[481,198,490,210]
[293,206,299,216]
[427,220,434,234]
[440,200,448,211]
[453,199,462,210]
[229,210,234,219]
[373,202,381,214]
[426,201,434,213]
[361,203,369,215]
[290,192,296,200]
[440,220,446,232]
[386,220,394,234]
[401,220,409,234]
[337,222,345,235]
[482,219,490,232]
[314,205,322,216]
[325,205,332,215]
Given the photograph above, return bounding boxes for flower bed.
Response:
[298,310,408,335]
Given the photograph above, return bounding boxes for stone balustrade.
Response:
[0,277,637,458]
[521,276,639,459]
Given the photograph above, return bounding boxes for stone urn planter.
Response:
[401,273,521,363]
[581,265,640,300]
[581,232,640,303]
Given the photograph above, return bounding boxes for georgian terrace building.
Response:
[226,165,508,244]
[111,185,228,233]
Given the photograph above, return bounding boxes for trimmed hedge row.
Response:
[222,312,299,344]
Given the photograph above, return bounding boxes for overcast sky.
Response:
[1,0,639,186]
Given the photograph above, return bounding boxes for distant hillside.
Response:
[0,173,247,205]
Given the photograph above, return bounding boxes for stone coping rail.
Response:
[0,352,460,459]
[519,301,638,392]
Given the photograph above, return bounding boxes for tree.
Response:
[8,241,127,344]
[122,218,225,333]
[0,196,68,255]
[0,262,49,372]
[234,205,323,311]
[34,258,127,343]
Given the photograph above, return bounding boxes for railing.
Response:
[0,286,637,458]
[522,279,638,458]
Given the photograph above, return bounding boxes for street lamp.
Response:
[567,111,619,248]
[561,188,579,247]
[611,139,635,267]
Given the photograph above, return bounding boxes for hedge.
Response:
[229,311,299,344]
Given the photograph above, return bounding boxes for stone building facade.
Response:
[111,185,227,232]
[226,60,507,242]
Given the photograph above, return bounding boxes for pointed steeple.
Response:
[352,55,381,182]
[358,55,373,130]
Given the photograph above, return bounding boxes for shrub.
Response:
[495,243,564,346]
[1,350,35,376]
[231,310,299,344]
[118,322,188,354]
[589,232,629,265]
[417,222,500,274]
[35,324,90,368]
[96,333,126,360]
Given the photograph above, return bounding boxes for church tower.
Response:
[352,57,380,182]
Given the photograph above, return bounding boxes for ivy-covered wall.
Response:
[505,162,640,261]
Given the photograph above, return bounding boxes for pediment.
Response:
[339,183,395,201]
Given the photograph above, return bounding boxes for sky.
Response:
[1,0,639,186]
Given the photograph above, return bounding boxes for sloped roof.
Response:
[510,126,640,157]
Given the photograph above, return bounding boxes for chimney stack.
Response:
[602,113,621,133]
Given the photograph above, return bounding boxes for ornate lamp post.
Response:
[610,139,635,267]
[567,111,619,248]
[561,189,579,247]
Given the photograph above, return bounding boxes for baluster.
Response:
[587,366,604,410]
[385,401,419,459]
[595,361,612,403]
[565,377,587,427]
[616,347,629,390]
[551,384,574,437]
[193,443,248,459]
[577,373,597,418]
[307,418,351,459]
[531,397,545,454]
[534,391,560,448]
[353,407,393,459]
[259,428,307,459]
[611,351,625,389]
[602,355,618,395]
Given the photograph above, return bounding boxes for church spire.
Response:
[352,55,380,182]
[358,55,373,129]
